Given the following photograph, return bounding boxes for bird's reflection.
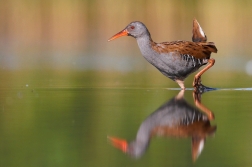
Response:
[108,90,216,161]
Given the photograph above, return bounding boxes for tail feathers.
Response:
[205,42,218,53]
[192,19,207,43]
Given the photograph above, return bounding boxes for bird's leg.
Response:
[193,91,214,120]
[175,80,185,90]
[175,89,185,100]
[193,58,215,87]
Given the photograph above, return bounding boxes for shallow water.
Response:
[0,70,251,167]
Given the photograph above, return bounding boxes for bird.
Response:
[108,90,216,160]
[108,19,218,89]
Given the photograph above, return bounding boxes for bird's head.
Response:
[108,21,150,41]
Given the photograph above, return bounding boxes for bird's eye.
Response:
[130,26,135,29]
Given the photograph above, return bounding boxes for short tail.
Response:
[205,42,218,53]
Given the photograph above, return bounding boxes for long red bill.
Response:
[108,29,128,41]
[107,136,128,152]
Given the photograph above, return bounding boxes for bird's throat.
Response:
[136,36,154,57]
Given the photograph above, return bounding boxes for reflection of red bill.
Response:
[107,136,128,152]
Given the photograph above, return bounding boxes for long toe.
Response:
[195,84,217,94]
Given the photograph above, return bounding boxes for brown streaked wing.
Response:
[151,40,217,59]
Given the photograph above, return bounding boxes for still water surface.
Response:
[0,71,251,167]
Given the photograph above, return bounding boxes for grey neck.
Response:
[136,35,153,56]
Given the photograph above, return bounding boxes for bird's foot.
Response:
[194,83,217,94]
[193,76,216,93]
